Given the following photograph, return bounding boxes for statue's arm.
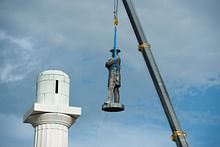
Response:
[105,58,114,68]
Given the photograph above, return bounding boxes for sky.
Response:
[0,0,219,147]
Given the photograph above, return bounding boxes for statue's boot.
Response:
[104,98,112,104]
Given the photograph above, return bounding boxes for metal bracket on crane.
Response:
[171,131,187,141]
[138,42,151,52]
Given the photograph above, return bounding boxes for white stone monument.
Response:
[24,70,81,147]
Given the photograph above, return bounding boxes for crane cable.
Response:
[113,0,119,63]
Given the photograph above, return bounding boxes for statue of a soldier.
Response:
[104,48,121,104]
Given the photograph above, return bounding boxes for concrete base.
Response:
[102,102,124,112]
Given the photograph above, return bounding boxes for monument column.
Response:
[24,70,81,147]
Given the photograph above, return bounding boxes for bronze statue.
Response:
[105,48,121,104]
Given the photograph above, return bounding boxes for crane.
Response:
[121,0,189,146]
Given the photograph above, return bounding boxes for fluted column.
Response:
[27,113,73,147]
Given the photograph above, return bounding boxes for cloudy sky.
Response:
[0,0,219,147]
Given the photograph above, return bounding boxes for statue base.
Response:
[102,102,124,112]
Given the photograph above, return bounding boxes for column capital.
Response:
[26,113,75,128]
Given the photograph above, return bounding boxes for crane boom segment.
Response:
[121,0,189,146]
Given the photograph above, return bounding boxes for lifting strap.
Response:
[113,0,119,63]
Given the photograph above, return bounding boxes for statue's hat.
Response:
[110,48,120,53]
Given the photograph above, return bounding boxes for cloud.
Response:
[132,0,220,92]
[1,0,219,90]
[0,31,38,83]
[0,32,33,50]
